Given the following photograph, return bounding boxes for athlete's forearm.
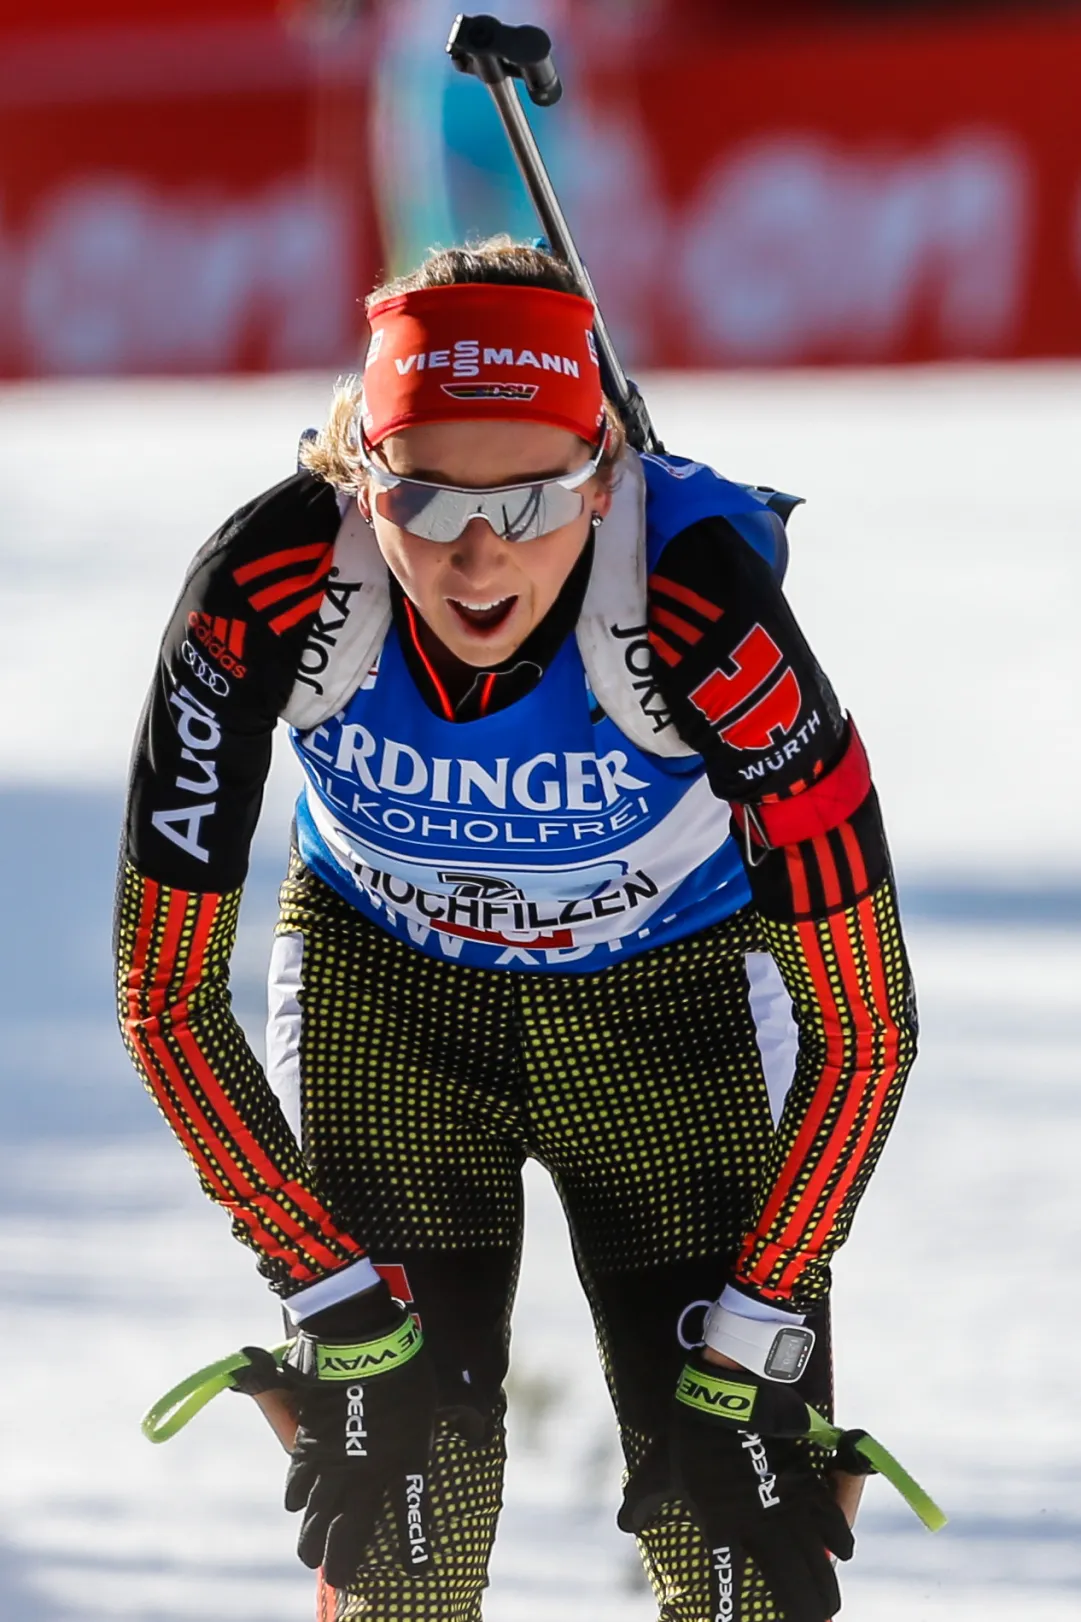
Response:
[649,514,917,1307]
[115,861,365,1292]
[727,811,915,1304]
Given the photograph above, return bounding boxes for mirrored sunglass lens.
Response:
[496,485,584,541]
[375,480,585,543]
[374,484,471,540]
[499,486,545,542]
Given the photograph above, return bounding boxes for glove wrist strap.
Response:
[305,1317,424,1381]
[676,1364,761,1424]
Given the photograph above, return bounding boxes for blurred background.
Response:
[1,2,1079,1620]
[6,0,1081,376]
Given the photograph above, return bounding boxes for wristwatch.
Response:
[702,1302,816,1384]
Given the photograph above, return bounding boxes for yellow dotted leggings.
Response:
[274,858,832,1622]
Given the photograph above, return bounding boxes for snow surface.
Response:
[1,366,1079,1620]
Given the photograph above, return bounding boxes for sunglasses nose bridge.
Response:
[444,508,500,551]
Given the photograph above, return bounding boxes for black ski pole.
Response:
[446,12,663,454]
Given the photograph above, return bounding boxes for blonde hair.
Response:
[300,235,626,494]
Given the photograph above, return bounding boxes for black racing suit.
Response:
[115,471,917,1621]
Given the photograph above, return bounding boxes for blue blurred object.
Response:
[371,1,576,275]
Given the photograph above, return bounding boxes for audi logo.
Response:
[181,640,230,696]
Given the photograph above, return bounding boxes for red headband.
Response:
[360,283,604,447]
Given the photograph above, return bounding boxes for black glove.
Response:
[619,1355,854,1622]
[278,1284,437,1589]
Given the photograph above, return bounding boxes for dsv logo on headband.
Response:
[441,382,539,403]
[181,640,230,697]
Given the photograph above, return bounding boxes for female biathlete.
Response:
[116,240,917,1622]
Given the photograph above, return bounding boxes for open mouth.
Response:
[447,596,518,634]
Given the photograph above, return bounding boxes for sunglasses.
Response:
[356,425,607,544]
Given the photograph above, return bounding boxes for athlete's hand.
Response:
[619,1354,853,1622]
[279,1286,437,1588]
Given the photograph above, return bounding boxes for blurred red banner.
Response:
[0,4,379,376]
[3,5,1081,373]
[592,7,1081,366]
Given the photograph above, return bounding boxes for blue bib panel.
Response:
[640,452,796,578]
[291,456,795,974]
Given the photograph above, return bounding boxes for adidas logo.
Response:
[187,612,247,677]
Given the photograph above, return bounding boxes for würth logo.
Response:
[689,624,802,751]
[232,542,334,636]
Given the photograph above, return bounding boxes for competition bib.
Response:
[292,626,749,972]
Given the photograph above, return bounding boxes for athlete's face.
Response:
[360,419,611,667]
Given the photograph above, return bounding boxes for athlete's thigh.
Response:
[520,912,774,1261]
[271,859,524,1237]
[519,920,835,1620]
[269,863,525,1621]
[269,857,528,1409]
[518,914,779,1418]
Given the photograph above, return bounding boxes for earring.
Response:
[590,513,604,529]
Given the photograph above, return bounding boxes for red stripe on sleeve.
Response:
[650,605,704,644]
[232,543,331,585]
[838,820,869,895]
[248,553,334,612]
[227,1204,313,1272]
[768,918,881,1274]
[648,631,681,667]
[135,1018,322,1276]
[167,917,352,1272]
[153,889,188,1010]
[165,891,217,1013]
[776,907,902,1291]
[748,919,847,1240]
[129,875,161,993]
[809,835,843,911]
[182,896,360,1260]
[317,1574,336,1622]
[269,591,333,636]
[649,574,724,621]
[172,1004,356,1265]
[128,890,348,1276]
[126,1028,234,1200]
[785,845,811,917]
